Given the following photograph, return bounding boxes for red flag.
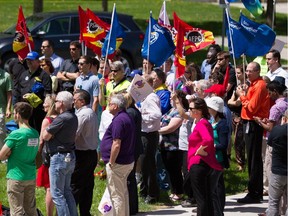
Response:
[174,13,215,55]
[78,6,87,43]
[13,6,34,61]
[83,9,110,56]
[173,12,186,78]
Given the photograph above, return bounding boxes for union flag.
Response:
[78,7,110,56]
[13,6,34,61]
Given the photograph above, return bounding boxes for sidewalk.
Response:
[138,193,268,216]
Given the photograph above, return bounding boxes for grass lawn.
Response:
[0,149,248,215]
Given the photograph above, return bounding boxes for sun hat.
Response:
[205,96,224,113]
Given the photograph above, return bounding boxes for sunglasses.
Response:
[217,58,225,61]
[41,45,50,48]
[78,62,86,66]
[70,48,77,51]
[111,69,120,72]
[40,64,47,67]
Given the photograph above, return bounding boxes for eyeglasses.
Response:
[70,48,77,51]
[78,62,86,66]
[217,58,225,61]
[41,45,50,48]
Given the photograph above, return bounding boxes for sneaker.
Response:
[181,199,197,208]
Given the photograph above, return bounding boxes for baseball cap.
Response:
[128,69,142,78]
[273,76,286,87]
[25,51,39,60]
[204,84,226,97]
[206,96,224,113]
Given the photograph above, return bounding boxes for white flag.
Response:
[158,1,170,26]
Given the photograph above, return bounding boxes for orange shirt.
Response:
[240,77,270,120]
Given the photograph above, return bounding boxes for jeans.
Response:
[49,152,78,216]
[266,172,287,216]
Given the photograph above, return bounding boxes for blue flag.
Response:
[241,0,263,17]
[141,15,175,67]
[239,13,276,57]
[225,13,253,58]
[101,8,126,57]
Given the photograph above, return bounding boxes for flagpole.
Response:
[163,1,167,74]
[145,11,152,75]
[225,4,237,70]
[103,3,116,77]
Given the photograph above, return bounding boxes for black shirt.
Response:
[267,124,287,176]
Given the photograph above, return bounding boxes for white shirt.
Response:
[165,70,175,87]
[98,109,113,140]
[266,67,288,88]
[140,92,162,133]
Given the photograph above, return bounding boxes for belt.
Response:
[49,151,71,157]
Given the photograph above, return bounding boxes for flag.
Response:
[78,6,87,43]
[241,0,263,17]
[225,12,253,58]
[239,13,276,57]
[13,6,34,61]
[141,15,175,67]
[173,12,186,78]
[158,1,170,27]
[101,7,126,59]
[80,8,110,56]
[173,13,215,56]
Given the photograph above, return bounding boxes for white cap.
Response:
[205,96,224,113]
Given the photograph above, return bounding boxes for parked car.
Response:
[0,11,144,70]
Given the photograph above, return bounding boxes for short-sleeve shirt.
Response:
[46,110,78,154]
[75,72,99,107]
[100,110,135,164]
[0,69,12,114]
[5,127,39,180]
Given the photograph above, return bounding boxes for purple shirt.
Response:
[269,97,288,126]
[100,110,135,164]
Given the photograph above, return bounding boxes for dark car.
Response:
[0,11,144,70]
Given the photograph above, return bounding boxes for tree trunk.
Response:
[266,0,274,28]
[102,0,108,12]
[33,0,43,14]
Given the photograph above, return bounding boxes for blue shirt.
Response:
[100,110,135,164]
[75,72,99,108]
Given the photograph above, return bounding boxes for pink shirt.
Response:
[187,118,223,171]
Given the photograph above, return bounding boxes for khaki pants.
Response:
[7,179,37,216]
[106,162,134,216]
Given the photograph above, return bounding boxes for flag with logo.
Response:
[239,12,276,57]
[13,5,34,61]
[101,6,126,59]
[141,15,175,67]
[127,74,153,102]
[80,8,110,56]
[225,12,253,58]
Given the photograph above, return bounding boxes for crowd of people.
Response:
[0,39,287,216]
